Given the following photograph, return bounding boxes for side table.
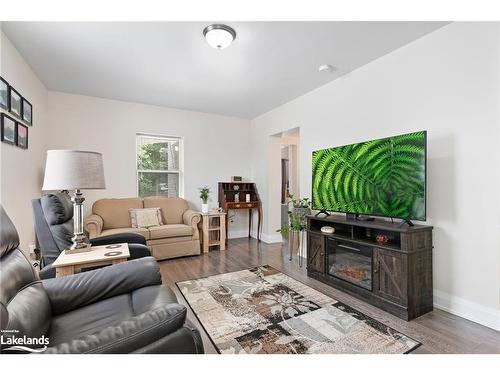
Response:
[52,243,130,278]
[200,212,227,253]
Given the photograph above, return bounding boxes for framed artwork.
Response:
[22,98,33,125]
[1,113,17,145]
[0,77,8,110]
[9,86,22,119]
[16,123,28,149]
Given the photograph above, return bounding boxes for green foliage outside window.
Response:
[137,143,168,170]
[137,141,178,197]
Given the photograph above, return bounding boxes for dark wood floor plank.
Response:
[158,238,500,354]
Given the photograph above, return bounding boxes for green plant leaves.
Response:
[312,131,426,220]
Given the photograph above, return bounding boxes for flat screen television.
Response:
[312,131,426,221]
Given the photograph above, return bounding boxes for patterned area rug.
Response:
[177,265,420,354]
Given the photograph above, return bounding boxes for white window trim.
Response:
[135,133,184,198]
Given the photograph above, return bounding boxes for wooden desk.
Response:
[52,243,129,278]
[218,182,262,243]
[223,201,262,242]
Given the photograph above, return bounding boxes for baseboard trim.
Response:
[228,230,251,239]
[228,230,283,243]
[229,229,283,243]
[241,229,284,244]
[433,289,500,331]
[260,233,283,243]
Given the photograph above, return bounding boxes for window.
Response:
[136,134,183,198]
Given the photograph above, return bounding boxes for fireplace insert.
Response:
[327,238,373,290]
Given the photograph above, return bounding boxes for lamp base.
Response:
[70,232,89,249]
[65,243,92,255]
[70,189,91,252]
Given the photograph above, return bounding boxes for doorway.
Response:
[278,128,300,228]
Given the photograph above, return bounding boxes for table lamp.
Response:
[42,150,106,253]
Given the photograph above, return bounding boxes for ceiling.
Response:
[1,22,447,119]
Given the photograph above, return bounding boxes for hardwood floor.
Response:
[158,238,500,354]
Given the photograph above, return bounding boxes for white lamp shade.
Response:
[42,150,106,191]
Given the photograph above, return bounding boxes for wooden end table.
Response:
[200,212,226,253]
[52,243,130,278]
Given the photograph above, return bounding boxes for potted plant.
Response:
[277,194,311,261]
[288,194,311,226]
[199,186,210,213]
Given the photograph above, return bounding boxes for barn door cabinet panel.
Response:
[306,231,325,274]
[373,248,407,306]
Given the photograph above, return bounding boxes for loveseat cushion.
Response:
[144,197,188,225]
[148,224,193,240]
[93,198,144,229]
[100,227,150,240]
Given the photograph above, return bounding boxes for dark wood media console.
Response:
[307,215,433,320]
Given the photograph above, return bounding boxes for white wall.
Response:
[0,31,48,251]
[47,92,252,238]
[250,22,500,330]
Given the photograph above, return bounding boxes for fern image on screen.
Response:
[312,131,426,220]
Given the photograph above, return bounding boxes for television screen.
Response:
[312,131,426,221]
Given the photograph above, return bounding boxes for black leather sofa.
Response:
[0,206,204,354]
[32,192,151,279]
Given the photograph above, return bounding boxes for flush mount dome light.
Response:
[203,24,236,49]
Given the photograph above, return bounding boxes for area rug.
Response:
[176,265,420,354]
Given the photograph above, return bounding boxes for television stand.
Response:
[399,220,415,227]
[315,210,330,217]
[306,214,433,320]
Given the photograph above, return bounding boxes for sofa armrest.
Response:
[183,209,201,228]
[42,257,161,315]
[131,326,204,354]
[43,304,187,354]
[85,214,103,238]
[39,264,56,280]
[90,232,147,246]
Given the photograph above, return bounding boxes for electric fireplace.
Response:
[327,238,373,290]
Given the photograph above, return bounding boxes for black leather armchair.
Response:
[0,206,204,354]
[32,193,151,279]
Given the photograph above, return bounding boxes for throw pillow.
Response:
[129,208,164,228]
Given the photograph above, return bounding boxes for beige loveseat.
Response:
[84,197,201,260]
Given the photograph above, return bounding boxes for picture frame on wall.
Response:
[0,77,8,110]
[8,86,22,119]
[1,113,17,145]
[22,98,33,125]
[16,123,28,149]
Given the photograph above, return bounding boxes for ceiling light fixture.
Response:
[203,24,236,49]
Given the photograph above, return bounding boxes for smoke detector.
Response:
[318,64,335,73]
